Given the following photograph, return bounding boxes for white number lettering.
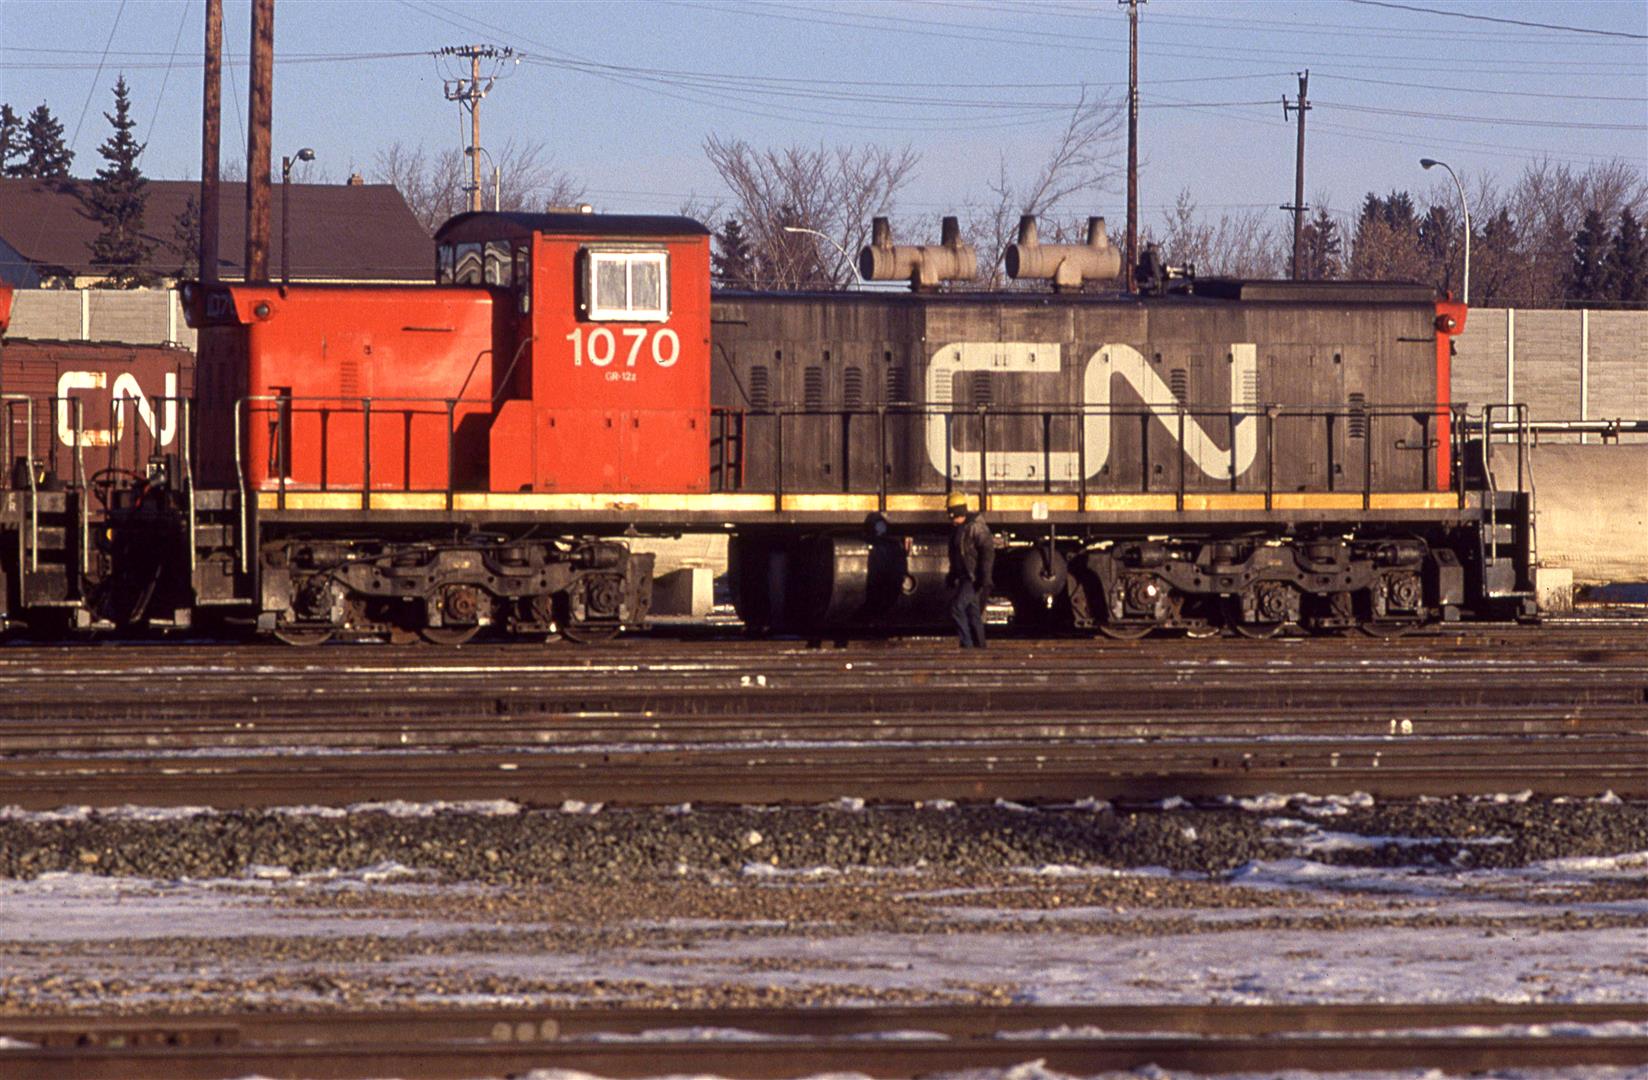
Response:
[652,328,680,368]
[588,327,615,367]
[568,327,682,372]
[622,327,647,367]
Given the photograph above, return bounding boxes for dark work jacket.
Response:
[948,513,996,593]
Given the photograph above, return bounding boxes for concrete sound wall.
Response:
[1455,308,1648,441]
[5,288,195,349]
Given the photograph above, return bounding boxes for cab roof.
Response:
[435,211,709,244]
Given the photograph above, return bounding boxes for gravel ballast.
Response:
[3,795,1646,883]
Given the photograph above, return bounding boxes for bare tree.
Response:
[962,89,1125,288]
[1147,189,1285,279]
[374,138,585,235]
[1501,157,1647,305]
[704,136,920,289]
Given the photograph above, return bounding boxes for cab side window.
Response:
[585,250,669,322]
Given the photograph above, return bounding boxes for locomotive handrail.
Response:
[0,395,39,578]
[235,393,488,554]
[712,401,1455,506]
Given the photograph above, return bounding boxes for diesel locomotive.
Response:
[0,213,1536,642]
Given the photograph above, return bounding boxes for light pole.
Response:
[466,145,500,211]
[280,147,315,288]
[1420,157,1470,306]
[782,225,862,288]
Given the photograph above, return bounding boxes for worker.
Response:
[945,490,995,648]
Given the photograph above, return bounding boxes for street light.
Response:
[280,147,315,289]
[466,145,501,211]
[1420,157,1470,306]
[782,225,862,288]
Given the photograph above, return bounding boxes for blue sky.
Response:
[2,0,1643,227]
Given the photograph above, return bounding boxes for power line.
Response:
[139,0,193,158]
[395,0,1640,157]
[678,0,1644,73]
[1322,72,1647,104]
[1346,0,1648,40]
[1315,99,1645,132]
[63,0,127,163]
[1146,91,1630,168]
[996,0,1647,47]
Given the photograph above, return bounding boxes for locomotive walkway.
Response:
[1,622,1645,807]
[8,1002,1648,1078]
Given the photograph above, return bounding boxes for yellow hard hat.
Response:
[945,491,968,512]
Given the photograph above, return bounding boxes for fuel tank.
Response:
[731,532,952,631]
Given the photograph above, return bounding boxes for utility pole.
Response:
[1121,0,1143,293]
[1282,70,1310,280]
[199,0,221,282]
[440,45,515,213]
[246,0,274,282]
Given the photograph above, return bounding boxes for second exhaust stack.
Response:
[1005,215,1122,291]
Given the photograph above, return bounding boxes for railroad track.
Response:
[2,628,1645,806]
[7,1003,1648,1079]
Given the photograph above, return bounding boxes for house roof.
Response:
[0,177,433,284]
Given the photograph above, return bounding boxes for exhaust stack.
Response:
[1005,215,1122,291]
[858,216,977,292]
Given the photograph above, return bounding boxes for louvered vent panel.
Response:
[804,366,824,411]
[844,366,864,409]
[1348,392,1367,439]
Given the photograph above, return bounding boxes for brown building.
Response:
[0,176,432,288]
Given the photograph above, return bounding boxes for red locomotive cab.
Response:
[435,212,712,494]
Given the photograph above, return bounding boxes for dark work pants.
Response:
[951,580,987,648]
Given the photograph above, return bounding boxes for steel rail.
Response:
[4,702,1647,754]
[7,736,1648,807]
[13,1001,1648,1044]
[7,1002,1648,1080]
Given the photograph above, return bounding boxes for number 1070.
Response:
[565,327,681,368]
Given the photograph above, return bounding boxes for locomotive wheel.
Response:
[273,626,334,647]
[1359,619,1419,639]
[1097,622,1154,641]
[563,621,621,644]
[1232,621,1286,640]
[420,625,480,646]
[1180,624,1221,639]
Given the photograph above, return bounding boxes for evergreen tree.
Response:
[169,194,202,280]
[1472,208,1520,306]
[21,102,73,179]
[1566,208,1609,308]
[1417,204,1461,295]
[1349,190,1426,281]
[84,77,156,288]
[1601,206,1646,305]
[1297,207,1341,280]
[0,104,25,177]
[712,217,755,287]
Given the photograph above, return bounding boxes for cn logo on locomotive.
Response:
[55,370,181,449]
[926,342,1259,482]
